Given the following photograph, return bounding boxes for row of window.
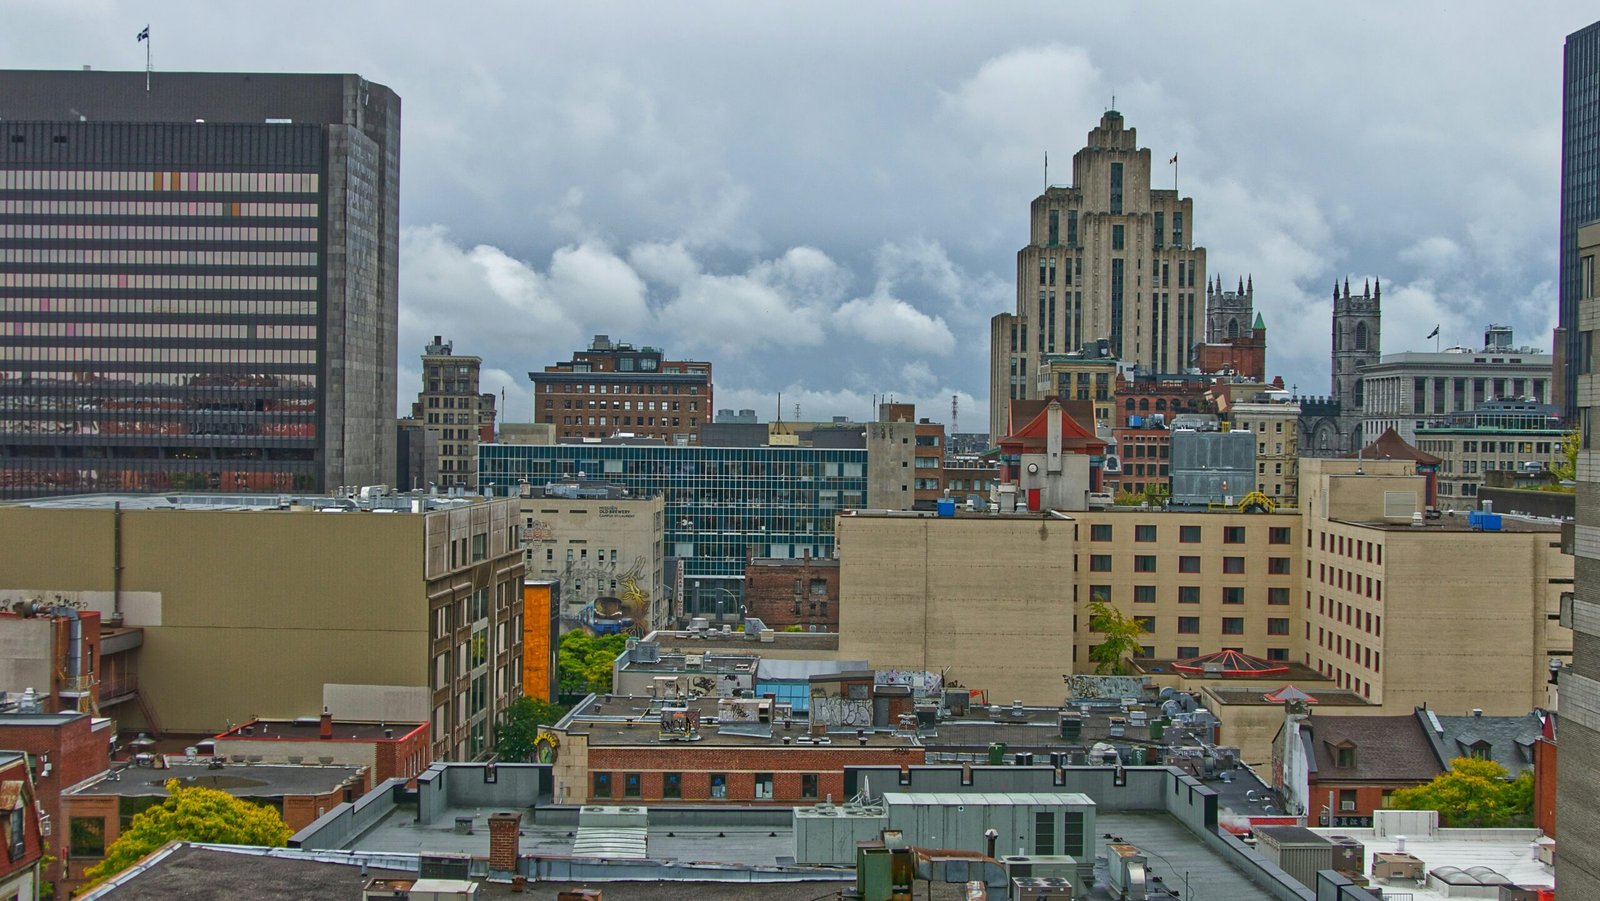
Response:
[594,770,820,801]
[1089,522,1294,544]
[1088,553,1292,575]
[0,272,317,289]
[0,224,318,241]
[1094,584,1292,605]
[1312,530,1384,564]
[0,297,317,314]
[0,199,316,217]
[0,248,317,266]
[549,398,698,412]
[7,322,314,339]
[561,415,697,429]
[2,347,317,364]
[0,169,319,193]
[541,381,703,395]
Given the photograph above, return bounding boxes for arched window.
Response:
[1155,399,1167,411]
[1125,398,1135,411]
[1139,398,1150,411]
[1354,322,1369,351]
[1227,319,1240,339]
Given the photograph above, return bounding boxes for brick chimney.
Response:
[319,706,333,740]
[488,811,522,872]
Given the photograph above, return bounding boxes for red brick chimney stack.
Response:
[488,811,522,872]
[319,706,333,740]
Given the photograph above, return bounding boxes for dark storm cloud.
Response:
[5,2,1586,424]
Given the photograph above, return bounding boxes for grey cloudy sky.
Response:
[6,2,1593,429]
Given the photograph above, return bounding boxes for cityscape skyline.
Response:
[0,3,1584,429]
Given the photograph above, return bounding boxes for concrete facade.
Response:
[515,486,665,633]
[1300,457,1571,715]
[0,495,524,761]
[413,337,491,489]
[1228,402,1301,507]
[990,111,1206,444]
[1559,215,1600,896]
[1359,337,1552,447]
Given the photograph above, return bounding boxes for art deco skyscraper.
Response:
[0,71,399,496]
[989,110,1206,443]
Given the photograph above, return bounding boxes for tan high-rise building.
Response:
[415,336,492,489]
[990,110,1206,444]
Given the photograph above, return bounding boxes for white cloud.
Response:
[833,292,956,356]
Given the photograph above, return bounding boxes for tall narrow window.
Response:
[1048,210,1060,246]
[1110,163,1124,214]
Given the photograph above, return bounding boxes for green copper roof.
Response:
[1253,312,1266,330]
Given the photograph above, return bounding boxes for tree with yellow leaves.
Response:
[84,779,292,887]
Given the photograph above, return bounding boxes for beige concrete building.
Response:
[1035,352,1119,427]
[414,336,494,489]
[1359,328,1553,446]
[990,110,1206,443]
[1299,457,1571,715]
[0,493,525,761]
[837,507,1299,705]
[516,482,665,632]
[1413,402,1567,510]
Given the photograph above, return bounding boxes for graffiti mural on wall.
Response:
[875,670,943,694]
[812,696,873,727]
[1065,674,1148,700]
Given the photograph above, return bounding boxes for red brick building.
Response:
[213,713,430,786]
[0,753,43,900]
[743,552,840,631]
[553,695,924,805]
[1109,426,1171,498]
[1113,374,1213,428]
[531,335,713,443]
[1534,713,1557,837]
[1275,712,1443,827]
[0,712,112,889]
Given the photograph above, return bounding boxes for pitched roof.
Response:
[1262,685,1318,704]
[1343,428,1443,466]
[999,399,1107,456]
[1305,713,1443,783]
[1172,649,1290,677]
[1415,709,1544,778]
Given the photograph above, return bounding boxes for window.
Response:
[1090,585,1111,604]
[1222,617,1244,635]
[1223,526,1245,544]
[1268,557,1292,575]
[593,772,612,799]
[1222,557,1245,574]
[1222,586,1244,604]
[1112,224,1125,250]
[1268,587,1290,606]
[70,816,106,857]
[1135,524,1157,542]
[1177,646,1200,659]
[1035,811,1057,855]
[1178,586,1200,604]
[1178,556,1200,573]
[1267,648,1289,662]
[1339,789,1358,811]
[1179,525,1202,543]
[1134,555,1157,573]
[801,774,819,799]
[1134,585,1156,603]
[710,773,727,799]
[755,773,774,800]
[1090,555,1112,572]
[1178,617,1200,634]
[624,773,641,798]
[1090,524,1113,541]
[663,773,682,799]
[1268,618,1290,635]
[1135,615,1155,633]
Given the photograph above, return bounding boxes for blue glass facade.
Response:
[1562,21,1600,415]
[480,443,868,604]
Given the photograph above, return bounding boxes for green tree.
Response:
[1087,601,1148,675]
[84,779,291,887]
[1549,430,1580,484]
[493,696,568,761]
[1387,756,1534,827]
[556,631,629,695]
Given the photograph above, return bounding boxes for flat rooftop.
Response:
[216,720,426,742]
[4,492,483,513]
[1135,659,1331,683]
[1096,811,1278,900]
[71,762,365,799]
[562,695,918,748]
[1201,685,1371,707]
[1308,826,1552,900]
[644,630,840,652]
[1337,514,1561,533]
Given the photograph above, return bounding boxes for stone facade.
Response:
[990,111,1206,443]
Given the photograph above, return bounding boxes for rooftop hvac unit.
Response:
[1106,844,1147,901]
[1011,876,1074,900]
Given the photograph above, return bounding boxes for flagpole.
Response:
[145,32,150,92]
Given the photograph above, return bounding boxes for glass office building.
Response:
[480,443,868,615]
[0,71,399,497]
[1562,21,1600,414]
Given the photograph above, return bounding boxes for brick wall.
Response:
[373,724,432,785]
[0,716,110,885]
[744,554,840,630]
[585,744,922,804]
[1306,780,1416,821]
[1535,737,1557,837]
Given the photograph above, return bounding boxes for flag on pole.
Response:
[1426,325,1440,340]
[1169,154,1178,164]
[137,26,149,41]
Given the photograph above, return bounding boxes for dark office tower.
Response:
[0,71,399,497]
[1561,22,1600,417]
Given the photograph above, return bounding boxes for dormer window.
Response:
[1335,744,1356,768]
